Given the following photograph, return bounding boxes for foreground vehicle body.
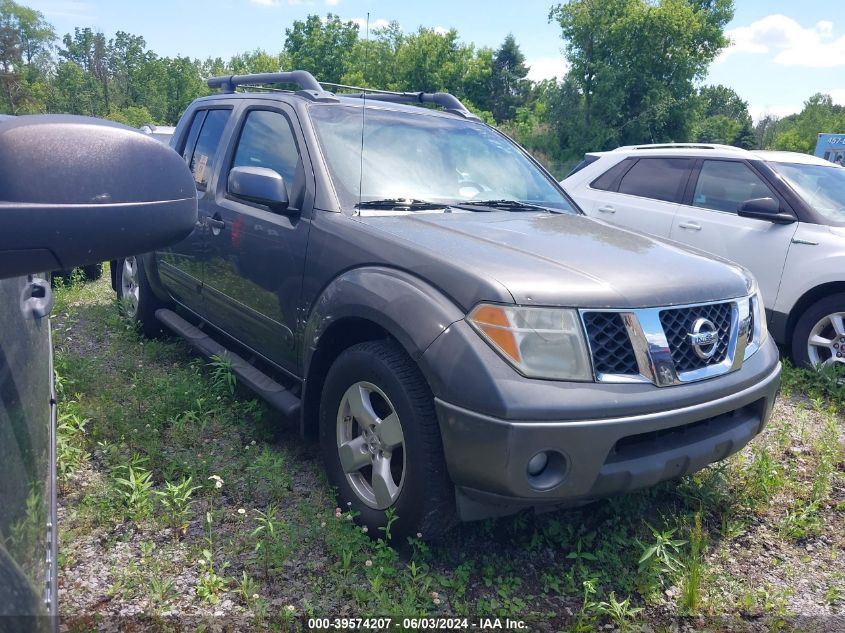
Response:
[0,115,197,623]
[115,72,781,537]
[562,144,845,368]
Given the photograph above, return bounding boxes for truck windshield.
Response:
[768,161,845,224]
[309,104,577,213]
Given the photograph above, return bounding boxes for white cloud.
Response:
[326,0,341,5]
[250,0,303,5]
[526,56,569,82]
[717,14,845,67]
[748,103,801,122]
[830,88,845,106]
[433,26,449,36]
[350,17,391,33]
[28,1,93,20]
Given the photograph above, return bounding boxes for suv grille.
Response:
[659,302,732,372]
[583,312,638,375]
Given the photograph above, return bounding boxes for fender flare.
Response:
[302,266,466,372]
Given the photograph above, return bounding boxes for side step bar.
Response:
[155,308,301,420]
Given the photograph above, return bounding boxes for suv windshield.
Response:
[768,161,845,224]
[309,104,576,213]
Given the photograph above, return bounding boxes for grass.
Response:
[54,267,845,631]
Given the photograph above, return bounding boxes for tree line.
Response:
[1,0,842,175]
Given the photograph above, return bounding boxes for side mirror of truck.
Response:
[228,166,292,214]
[737,197,795,224]
[0,115,197,280]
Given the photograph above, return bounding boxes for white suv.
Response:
[562,144,845,367]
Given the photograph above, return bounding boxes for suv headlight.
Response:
[467,304,592,380]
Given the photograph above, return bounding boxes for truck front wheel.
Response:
[319,339,454,540]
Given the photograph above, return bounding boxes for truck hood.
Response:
[355,212,752,309]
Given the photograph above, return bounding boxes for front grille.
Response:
[660,302,732,372]
[583,312,639,375]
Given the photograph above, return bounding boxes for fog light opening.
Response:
[526,450,569,491]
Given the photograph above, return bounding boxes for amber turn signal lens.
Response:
[468,305,521,363]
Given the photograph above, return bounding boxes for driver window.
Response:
[232,110,301,187]
[693,160,776,213]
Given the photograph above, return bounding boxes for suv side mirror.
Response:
[0,115,197,280]
[228,166,292,213]
[737,197,795,224]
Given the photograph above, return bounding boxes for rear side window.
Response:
[617,158,692,202]
[692,160,777,213]
[232,110,301,186]
[590,158,633,191]
[188,109,231,191]
[180,111,205,162]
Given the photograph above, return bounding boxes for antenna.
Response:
[357,12,369,210]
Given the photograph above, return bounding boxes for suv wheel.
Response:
[116,256,165,337]
[791,293,845,367]
[319,340,454,540]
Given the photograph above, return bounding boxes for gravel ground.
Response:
[54,278,845,632]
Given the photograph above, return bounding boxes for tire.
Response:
[319,339,454,541]
[790,292,845,368]
[115,256,166,338]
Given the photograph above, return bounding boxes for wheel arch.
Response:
[784,281,845,345]
[299,267,465,438]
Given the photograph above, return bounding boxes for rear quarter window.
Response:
[616,157,692,202]
[185,109,232,192]
[590,158,634,191]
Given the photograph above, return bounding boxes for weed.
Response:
[112,466,154,521]
[155,475,201,535]
[251,503,286,580]
[595,592,643,631]
[209,353,237,397]
[638,523,686,588]
[679,512,707,614]
[57,407,90,489]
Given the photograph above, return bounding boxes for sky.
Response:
[23,0,845,121]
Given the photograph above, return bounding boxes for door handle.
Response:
[22,277,53,319]
[597,205,616,214]
[678,221,701,231]
[208,215,225,236]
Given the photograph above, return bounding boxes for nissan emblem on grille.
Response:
[688,317,720,360]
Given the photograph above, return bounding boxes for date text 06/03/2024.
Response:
[306,617,529,630]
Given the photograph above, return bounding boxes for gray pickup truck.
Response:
[112,71,781,539]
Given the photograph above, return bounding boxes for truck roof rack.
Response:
[207,71,478,119]
[321,82,479,120]
[208,70,324,94]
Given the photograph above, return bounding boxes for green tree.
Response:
[283,13,358,84]
[59,27,110,114]
[693,84,752,146]
[771,93,845,153]
[549,0,734,152]
[0,0,54,112]
[490,34,529,123]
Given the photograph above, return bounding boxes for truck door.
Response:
[157,108,232,314]
[201,105,314,376]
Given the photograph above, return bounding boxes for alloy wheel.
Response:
[120,256,140,318]
[336,381,405,510]
[807,311,845,366]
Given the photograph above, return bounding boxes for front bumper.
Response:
[431,335,781,521]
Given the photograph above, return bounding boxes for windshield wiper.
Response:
[455,199,552,212]
[355,198,447,210]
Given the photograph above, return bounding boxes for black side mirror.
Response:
[228,166,292,213]
[737,197,795,224]
[0,115,197,280]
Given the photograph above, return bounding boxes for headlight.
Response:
[467,304,592,380]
